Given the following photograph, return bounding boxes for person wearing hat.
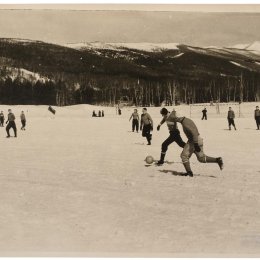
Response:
[6,109,17,138]
[159,110,223,177]
[156,108,186,165]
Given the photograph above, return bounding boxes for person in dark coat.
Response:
[92,110,97,117]
[20,111,26,130]
[0,111,5,127]
[201,108,207,120]
[6,109,17,138]
[254,106,260,130]
[227,107,236,130]
[140,108,153,145]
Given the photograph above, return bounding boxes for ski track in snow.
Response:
[0,103,259,256]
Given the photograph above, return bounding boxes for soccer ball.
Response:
[145,155,154,164]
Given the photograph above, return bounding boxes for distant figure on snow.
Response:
[98,110,101,117]
[0,111,5,127]
[118,108,122,115]
[164,112,223,177]
[227,107,236,130]
[102,110,104,117]
[6,109,17,138]
[129,109,139,133]
[140,108,153,145]
[202,108,207,120]
[92,110,97,117]
[255,106,260,130]
[156,108,186,165]
[20,111,26,130]
[48,106,56,115]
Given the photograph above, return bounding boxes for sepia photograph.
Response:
[0,2,259,257]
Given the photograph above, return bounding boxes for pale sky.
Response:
[0,6,259,47]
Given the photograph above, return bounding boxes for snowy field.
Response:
[0,102,259,257]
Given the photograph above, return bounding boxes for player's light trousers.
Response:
[180,136,217,172]
[6,121,17,137]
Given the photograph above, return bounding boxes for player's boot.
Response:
[217,157,224,170]
[184,171,193,177]
[156,152,166,165]
[156,160,164,166]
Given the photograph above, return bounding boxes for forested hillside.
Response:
[0,38,259,106]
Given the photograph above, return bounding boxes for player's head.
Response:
[229,107,232,110]
[134,109,137,113]
[160,107,168,116]
[142,108,147,113]
[21,111,24,113]
[256,106,259,109]
[8,109,11,112]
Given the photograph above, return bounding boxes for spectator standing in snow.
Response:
[129,109,139,133]
[0,111,4,127]
[20,111,26,130]
[6,109,17,138]
[92,110,97,117]
[227,107,236,130]
[255,106,260,130]
[201,108,207,120]
[140,108,153,145]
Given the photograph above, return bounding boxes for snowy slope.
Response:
[0,103,259,256]
[66,42,179,52]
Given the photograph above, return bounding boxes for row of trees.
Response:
[0,71,259,106]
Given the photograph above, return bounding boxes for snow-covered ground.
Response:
[0,103,259,256]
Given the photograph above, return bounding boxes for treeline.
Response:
[0,70,259,106]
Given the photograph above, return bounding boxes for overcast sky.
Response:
[0,6,259,47]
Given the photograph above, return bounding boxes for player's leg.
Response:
[146,124,152,145]
[180,142,194,177]
[136,120,139,132]
[6,123,11,137]
[11,122,17,137]
[132,120,135,132]
[157,134,174,165]
[194,137,223,170]
[228,119,231,130]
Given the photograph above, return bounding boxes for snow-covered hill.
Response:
[66,42,180,52]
